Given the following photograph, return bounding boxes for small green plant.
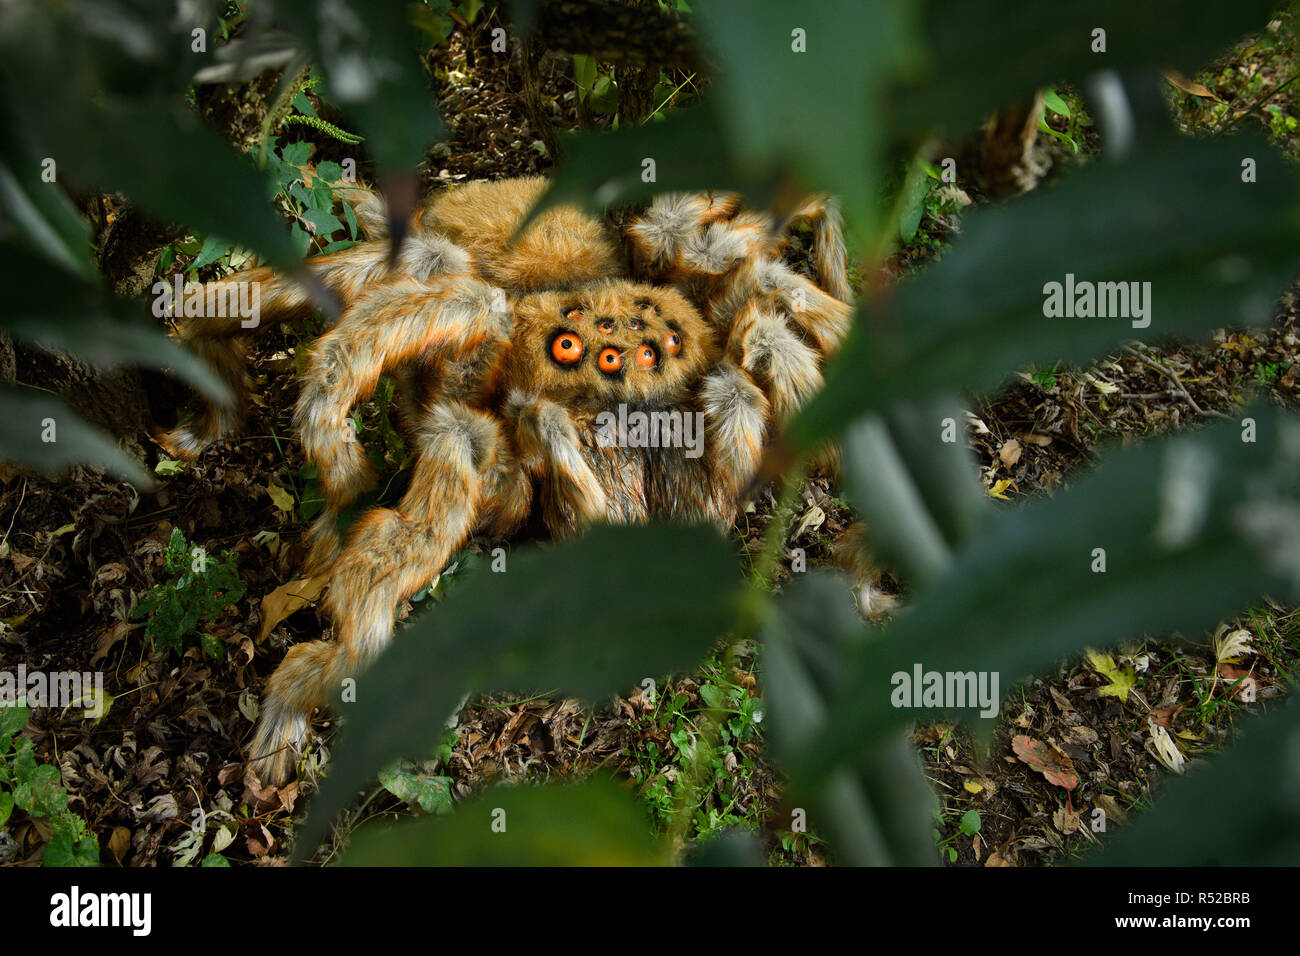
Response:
[1254,360,1292,385]
[896,160,965,254]
[132,528,244,658]
[378,729,460,815]
[1264,102,1299,142]
[283,91,364,145]
[0,703,98,866]
[934,807,981,863]
[1039,89,1083,153]
[1030,361,1061,389]
[625,664,767,844]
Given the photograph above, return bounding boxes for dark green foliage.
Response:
[0,705,98,867]
[132,528,245,658]
[2,0,1297,866]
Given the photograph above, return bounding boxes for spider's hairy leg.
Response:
[698,361,770,505]
[295,277,511,571]
[784,194,852,303]
[726,299,824,426]
[423,177,620,292]
[624,191,744,281]
[157,234,470,459]
[509,392,610,535]
[249,402,508,787]
[713,259,851,356]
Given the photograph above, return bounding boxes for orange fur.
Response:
[153,178,855,787]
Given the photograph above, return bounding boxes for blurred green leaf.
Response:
[0,385,150,486]
[696,0,919,236]
[683,830,767,866]
[797,405,1300,789]
[0,245,235,404]
[0,3,300,268]
[529,102,739,224]
[792,131,1300,450]
[0,151,95,282]
[344,777,667,865]
[302,523,743,851]
[762,573,938,865]
[1087,701,1300,865]
[839,395,988,585]
[895,0,1277,136]
[276,0,446,171]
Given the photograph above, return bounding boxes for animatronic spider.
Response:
[160,176,852,786]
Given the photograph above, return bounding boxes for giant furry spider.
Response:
[159,176,852,786]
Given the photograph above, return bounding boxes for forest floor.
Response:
[2,15,1299,867]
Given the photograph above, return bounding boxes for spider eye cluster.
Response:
[547,295,689,377]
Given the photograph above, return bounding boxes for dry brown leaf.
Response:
[107,826,131,865]
[1164,69,1222,100]
[1063,725,1099,747]
[1053,805,1082,834]
[257,575,327,641]
[998,439,1023,466]
[1012,734,1079,790]
[1093,793,1129,827]
[91,620,131,666]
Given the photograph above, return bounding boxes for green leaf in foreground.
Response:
[344,777,665,866]
[0,386,150,486]
[276,0,446,172]
[839,395,989,586]
[796,405,1300,790]
[525,103,739,230]
[762,573,937,865]
[895,0,1276,137]
[1086,701,1300,866]
[791,131,1300,450]
[0,245,236,405]
[695,0,918,237]
[301,523,743,852]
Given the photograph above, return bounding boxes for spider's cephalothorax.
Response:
[157,176,852,786]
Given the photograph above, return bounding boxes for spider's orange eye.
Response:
[627,318,643,331]
[551,332,584,365]
[636,345,657,368]
[564,307,586,322]
[596,318,615,333]
[598,347,623,373]
[664,331,682,356]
